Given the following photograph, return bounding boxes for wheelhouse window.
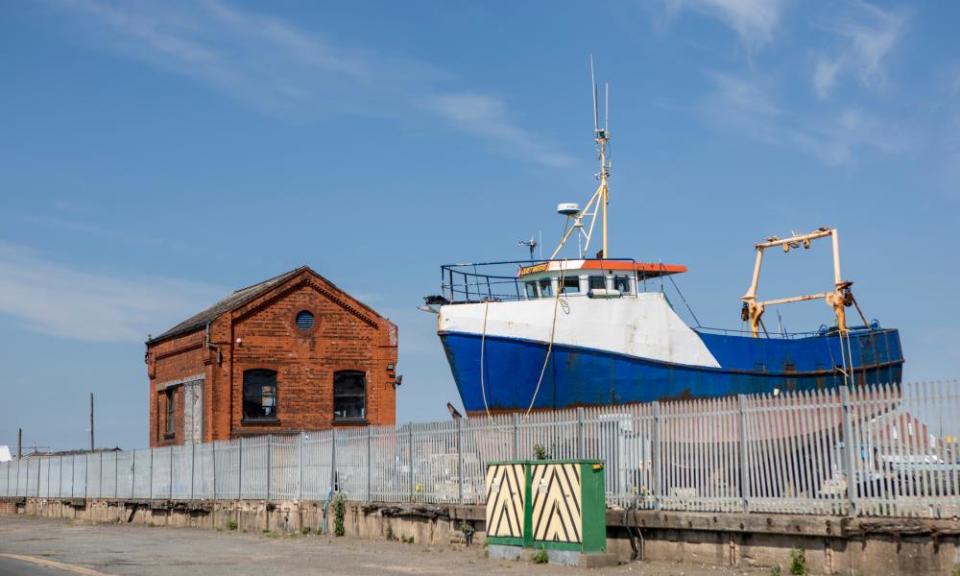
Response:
[588,275,606,291]
[524,281,538,299]
[243,369,278,421]
[334,370,366,422]
[561,276,580,295]
[613,275,631,294]
[538,278,553,298]
[164,388,175,438]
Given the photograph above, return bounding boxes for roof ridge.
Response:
[148,265,311,344]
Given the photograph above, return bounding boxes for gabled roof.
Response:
[149,266,308,344]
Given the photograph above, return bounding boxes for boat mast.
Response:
[594,56,611,259]
[549,57,611,260]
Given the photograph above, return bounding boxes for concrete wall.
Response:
[3,498,958,575]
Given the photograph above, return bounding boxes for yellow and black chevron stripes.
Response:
[530,463,582,543]
[485,464,526,539]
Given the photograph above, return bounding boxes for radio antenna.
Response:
[549,56,612,260]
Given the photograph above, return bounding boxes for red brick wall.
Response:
[147,331,205,447]
[147,270,398,447]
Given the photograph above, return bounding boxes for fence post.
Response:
[212,441,217,502]
[512,413,520,459]
[59,455,63,498]
[737,395,750,513]
[266,435,272,501]
[366,427,372,502]
[839,385,858,515]
[71,456,75,498]
[238,437,244,500]
[652,401,661,510]
[169,447,174,500]
[457,418,464,504]
[46,456,51,498]
[407,424,414,502]
[577,408,585,459]
[99,451,104,499]
[131,450,136,498]
[297,432,304,501]
[330,429,337,494]
[190,440,196,501]
[115,452,119,499]
[149,448,154,499]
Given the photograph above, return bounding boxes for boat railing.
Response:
[439,258,639,303]
[695,324,889,340]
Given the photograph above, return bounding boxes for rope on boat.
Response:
[480,300,491,417]
[525,266,566,415]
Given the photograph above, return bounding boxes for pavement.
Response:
[0,516,769,575]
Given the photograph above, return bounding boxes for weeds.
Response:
[770,565,782,576]
[301,526,312,536]
[333,493,346,537]
[532,444,550,460]
[532,547,548,564]
[226,520,238,531]
[789,548,807,576]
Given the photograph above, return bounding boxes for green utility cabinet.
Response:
[485,459,606,553]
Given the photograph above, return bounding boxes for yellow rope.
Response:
[479,300,491,417]
[525,267,565,415]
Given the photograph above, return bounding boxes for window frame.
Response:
[291,307,319,336]
[164,388,176,439]
[242,369,280,424]
[561,275,580,295]
[333,370,367,424]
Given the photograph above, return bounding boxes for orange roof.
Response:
[518,260,687,278]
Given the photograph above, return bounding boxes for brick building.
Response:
[145,266,398,447]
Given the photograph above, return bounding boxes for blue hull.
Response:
[440,328,904,413]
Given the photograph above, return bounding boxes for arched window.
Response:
[333,370,366,422]
[243,369,278,421]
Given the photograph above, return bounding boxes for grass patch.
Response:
[532,547,548,564]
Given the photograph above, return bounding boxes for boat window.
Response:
[588,276,606,290]
[538,278,553,297]
[561,276,580,295]
[524,281,538,299]
[613,275,631,294]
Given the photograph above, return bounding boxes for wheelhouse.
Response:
[434,259,687,305]
[518,260,687,299]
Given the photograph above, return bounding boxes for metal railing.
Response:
[439,258,641,303]
[2,381,958,518]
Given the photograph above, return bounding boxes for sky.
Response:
[1,0,958,452]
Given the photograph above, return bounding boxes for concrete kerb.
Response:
[3,498,960,575]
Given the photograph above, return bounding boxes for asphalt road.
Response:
[0,516,767,576]
[0,556,80,576]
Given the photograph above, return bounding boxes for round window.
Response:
[295,310,315,331]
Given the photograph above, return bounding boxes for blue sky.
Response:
[1,0,957,451]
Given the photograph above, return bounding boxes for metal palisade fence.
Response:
[1,381,958,518]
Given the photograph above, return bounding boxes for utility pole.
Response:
[89,393,95,452]
[17,428,22,459]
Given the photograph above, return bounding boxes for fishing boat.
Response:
[423,76,904,416]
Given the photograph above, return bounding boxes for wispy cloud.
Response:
[430,92,574,167]
[0,242,224,342]
[703,72,908,165]
[664,0,789,51]
[812,1,907,99]
[55,0,569,166]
